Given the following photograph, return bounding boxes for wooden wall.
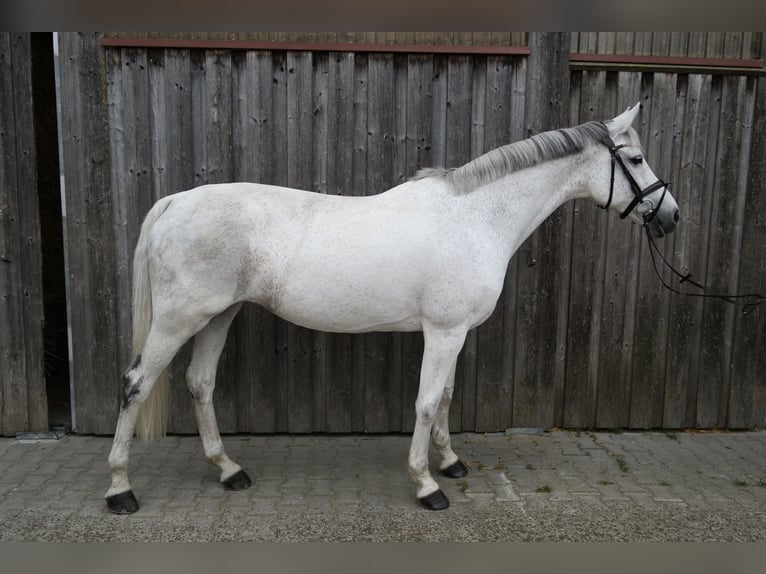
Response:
[0,33,47,435]
[571,32,762,60]
[49,32,766,434]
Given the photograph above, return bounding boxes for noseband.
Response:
[600,136,668,224]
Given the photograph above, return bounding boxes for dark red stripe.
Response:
[100,36,532,56]
[570,52,763,69]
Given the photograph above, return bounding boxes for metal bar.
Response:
[99,36,531,56]
[570,52,764,69]
[570,62,766,77]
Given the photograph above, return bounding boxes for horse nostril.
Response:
[673,209,679,223]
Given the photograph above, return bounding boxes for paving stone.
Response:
[2,430,766,541]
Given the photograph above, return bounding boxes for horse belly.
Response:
[268,261,425,333]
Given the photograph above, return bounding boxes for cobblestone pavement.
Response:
[1,430,765,541]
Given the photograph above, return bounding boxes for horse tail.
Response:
[132,195,174,441]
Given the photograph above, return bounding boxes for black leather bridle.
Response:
[598,134,765,310]
[600,135,668,224]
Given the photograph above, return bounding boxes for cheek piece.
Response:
[598,135,669,224]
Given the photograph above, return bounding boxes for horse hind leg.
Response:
[106,322,199,514]
[185,303,251,491]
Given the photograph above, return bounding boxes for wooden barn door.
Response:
[0,33,47,435]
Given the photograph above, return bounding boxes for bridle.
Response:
[599,135,668,224]
[598,133,765,310]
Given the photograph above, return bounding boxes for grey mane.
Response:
[412,121,610,193]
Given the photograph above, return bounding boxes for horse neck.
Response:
[466,150,594,260]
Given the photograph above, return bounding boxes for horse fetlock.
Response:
[413,477,442,501]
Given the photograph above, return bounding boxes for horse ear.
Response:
[606,102,641,138]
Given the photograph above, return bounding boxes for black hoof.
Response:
[106,490,139,514]
[418,489,450,510]
[441,460,468,478]
[222,469,252,491]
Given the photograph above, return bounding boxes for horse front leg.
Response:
[431,357,468,479]
[408,327,467,510]
[185,304,251,490]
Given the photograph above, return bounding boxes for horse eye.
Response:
[630,156,643,165]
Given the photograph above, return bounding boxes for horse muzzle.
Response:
[644,205,679,238]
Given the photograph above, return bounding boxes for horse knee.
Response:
[415,398,440,425]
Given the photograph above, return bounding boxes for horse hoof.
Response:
[418,489,450,510]
[441,460,468,478]
[106,490,139,514]
[222,469,252,491]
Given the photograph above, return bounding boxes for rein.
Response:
[598,135,765,311]
[644,229,766,312]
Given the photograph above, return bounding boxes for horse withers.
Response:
[105,103,679,513]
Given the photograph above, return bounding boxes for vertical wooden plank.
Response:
[513,32,571,429]
[363,53,396,433]
[705,33,724,58]
[232,51,280,433]
[593,72,643,429]
[596,32,613,54]
[389,52,408,431]
[633,33,652,56]
[324,52,356,432]
[741,32,754,60]
[680,74,723,427]
[204,51,233,185]
[723,33,743,60]
[202,50,239,433]
[569,33,580,53]
[445,55,474,432]
[584,33,598,54]
[651,33,671,57]
[751,32,763,61]
[562,70,608,429]
[311,51,329,431]
[285,51,314,433]
[398,53,435,432]
[474,55,514,431]
[107,47,152,403]
[615,33,631,55]
[687,33,707,58]
[669,33,689,58]
[270,50,290,433]
[348,53,368,432]
[718,77,755,428]
[155,49,196,434]
[662,74,713,428]
[430,55,448,170]
[59,33,120,434]
[0,33,47,434]
[628,72,676,429]
[696,76,745,427]
[461,54,487,431]
[729,77,766,428]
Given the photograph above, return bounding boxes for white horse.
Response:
[105,103,679,513]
